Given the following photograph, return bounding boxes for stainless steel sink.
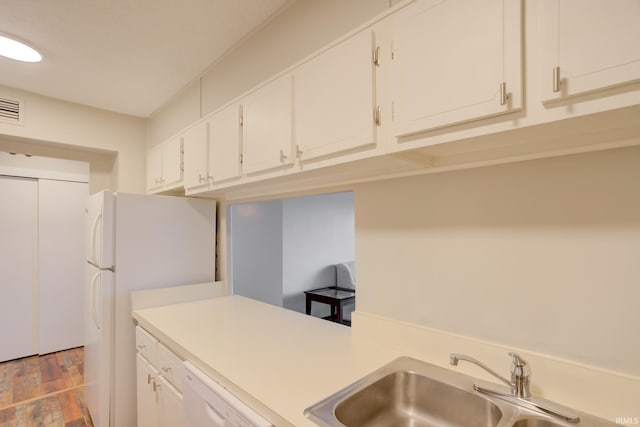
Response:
[304,357,618,427]
[511,419,565,427]
[333,370,502,427]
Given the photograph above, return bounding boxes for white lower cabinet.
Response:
[136,354,160,427]
[158,376,184,427]
[136,327,184,427]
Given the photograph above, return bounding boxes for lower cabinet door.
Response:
[158,376,184,427]
[136,354,159,427]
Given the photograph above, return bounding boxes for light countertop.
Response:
[132,295,401,427]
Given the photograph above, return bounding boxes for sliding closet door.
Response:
[38,179,88,354]
[0,176,38,362]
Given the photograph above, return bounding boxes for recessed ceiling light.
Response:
[0,34,42,62]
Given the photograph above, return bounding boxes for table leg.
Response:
[306,295,311,315]
[336,301,343,324]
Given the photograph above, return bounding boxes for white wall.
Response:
[0,84,147,193]
[229,200,284,307]
[147,0,391,146]
[353,145,640,376]
[282,192,355,314]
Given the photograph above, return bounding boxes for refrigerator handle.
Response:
[90,271,102,330]
[90,211,103,265]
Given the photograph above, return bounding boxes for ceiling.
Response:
[0,0,291,117]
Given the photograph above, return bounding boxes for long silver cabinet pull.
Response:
[198,173,205,183]
[373,46,380,66]
[374,105,381,126]
[147,374,154,384]
[553,66,561,93]
[280,149,288,163]
[499,82,508,106]
[153,381,161,392]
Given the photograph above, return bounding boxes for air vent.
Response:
[0,97,22,124]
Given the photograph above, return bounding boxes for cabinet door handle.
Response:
[198,173,206,183]
[147,374,154,384]
[136,344,146,351]
[374,105,381,126]
[499,82,508,106]
[553,66,561,93]
[373,46,380,66]
[162,367,171,373]
[280,149,288,163]
[296,145,303,159]
[153,381,161,392]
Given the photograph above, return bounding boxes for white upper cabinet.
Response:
[182,121,209,190]
[293,30,377,161]
[162,137,183,188]
[242,74,293,174]
[147,137,183,193]
[208,103,242,183]
[540,0,640,102]
[147,145,163,191]
[391,0,523,137]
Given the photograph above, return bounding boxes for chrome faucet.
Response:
[449,351,580,423]
[450,352,531,398]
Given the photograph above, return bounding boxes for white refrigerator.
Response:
[85,191,216,427]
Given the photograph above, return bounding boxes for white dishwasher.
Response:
[183,362,274,427]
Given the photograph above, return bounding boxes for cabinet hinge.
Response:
[373,46,380,66]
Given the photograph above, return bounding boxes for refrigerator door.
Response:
[86,190,114,269]
[84,263,113,427]
[112,193,216,427]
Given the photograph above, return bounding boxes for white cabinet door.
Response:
[0,176,37,362]
[242,74,294,174]
[391,0,522,137]
[158,377,184,427]
[182,121,209,190]
[162,137,183,188]
[208,103,242,183]
[38,179,88,354]
[147,145,163,191]
[540,0,640,102]
[294,30,376,161]
[137,354,159,427]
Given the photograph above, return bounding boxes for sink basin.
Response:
[305,357,619,427]
[334,371,502,427]
[511,420,565,427]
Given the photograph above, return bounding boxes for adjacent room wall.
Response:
[353,145,640,376]
[282,192,355,315]
[0,84,147,193]
[229,200,284,307]
[147,0,391,146]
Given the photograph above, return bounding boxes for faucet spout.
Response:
[449,353,514,390]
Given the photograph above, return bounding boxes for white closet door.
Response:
[38,179,88,354]
[0,176,38,362]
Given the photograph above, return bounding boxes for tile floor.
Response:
[0,347,92,427]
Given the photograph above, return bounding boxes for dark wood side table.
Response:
[304,286,355,325]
